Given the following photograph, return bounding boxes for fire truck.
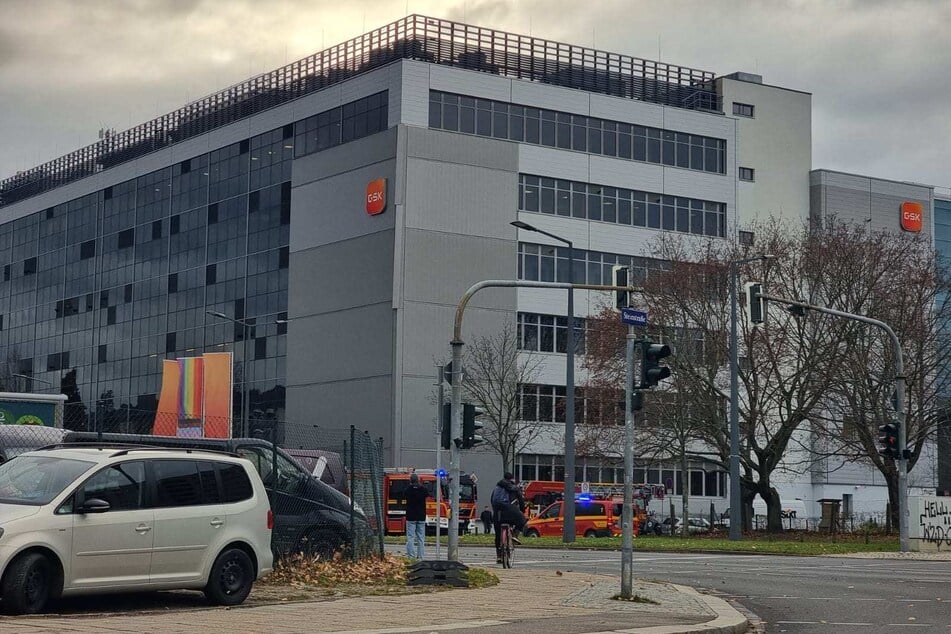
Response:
[382,468,478,535]
[522,480,664,524]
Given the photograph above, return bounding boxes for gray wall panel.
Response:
[405,126,518,172]
[285,376,393,447]
[290,129,399,253]
[286,302,393,385]
[288,231,394,317]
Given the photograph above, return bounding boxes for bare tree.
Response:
[805,222,951,528]
[462,320,545,473]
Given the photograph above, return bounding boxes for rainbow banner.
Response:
[152,352,232,438]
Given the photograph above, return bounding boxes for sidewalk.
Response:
[0,569,747,634]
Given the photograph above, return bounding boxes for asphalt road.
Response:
[447,546,951,633]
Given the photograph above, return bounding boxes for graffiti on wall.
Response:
[914,497,951,549]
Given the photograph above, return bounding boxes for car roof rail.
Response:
[37,442,155,451]
[35,441,239,458]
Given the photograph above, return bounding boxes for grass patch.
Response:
[612,593,659,604]
[384,532,900,556]
[467,567,500,588]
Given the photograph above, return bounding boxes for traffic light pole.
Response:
[620,327,636,599]
[448,279,641,561]
[759,292,909,552]
[435,364,444,560]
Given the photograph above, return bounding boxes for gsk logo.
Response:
[900,201,922,233]
[366,179,386,216]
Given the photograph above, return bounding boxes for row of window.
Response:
[518,174,726,238]
[516,312,585,354]
[514,453,727,496]
[518,242,668,286]
[60,459,253,512]
[294,92,388,158]
[429,91,727,174]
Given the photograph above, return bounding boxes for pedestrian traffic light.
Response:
[632,392,643,412]
[744,282,765,325]
[440,403,451,450]
[462,403,485,449]
[640,341,672,388]
[612,265,630,309]
[878,422,900,459]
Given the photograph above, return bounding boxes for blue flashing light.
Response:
[576,493,593,502]
[436,469,447,477]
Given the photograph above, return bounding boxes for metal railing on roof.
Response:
[0,15,720,208]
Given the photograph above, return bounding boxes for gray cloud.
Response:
[2,0,950,191]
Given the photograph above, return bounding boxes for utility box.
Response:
[817,498,841,533]
[407,560,469,587]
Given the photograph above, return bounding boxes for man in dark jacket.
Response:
[491,472,527,561]
[480,506,493,534]
[404,472,429,559]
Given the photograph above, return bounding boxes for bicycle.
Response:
[498,523,515,568]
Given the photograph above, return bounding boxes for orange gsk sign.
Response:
[366,179,386,216]
[900,201,922,232]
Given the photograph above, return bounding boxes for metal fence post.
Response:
[349,425,356,561]
[366,432,384,556]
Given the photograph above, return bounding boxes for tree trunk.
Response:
[764,485,783,533]
[885,467,900,532]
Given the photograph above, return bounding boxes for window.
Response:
[431,91,727,175]
[23,257,36,275]
[739,230,754,246]
[153,460,202,507]
[98,344,107,363]
[576,502,606,517]
[294,92,388,158]
[739,167,755,182]
[80,240,96,259]
[518,174,726,238]
[206,264,217,285]
[166,332,176,353]
[517,312,585,354]
[79,461,146,511]
[219,462,254,502]
[732,102,755,118]
[198,461,221,503]
[117,228,134,249]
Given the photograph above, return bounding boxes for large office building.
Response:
[1,16,811,505]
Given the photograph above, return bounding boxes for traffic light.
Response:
[462,403,485,449]
[744,282,765,325]
[632,392,643,412]
[878,422,900,459]
[640,341,672,388]
[440,403,451,450]
[612,265,630,309]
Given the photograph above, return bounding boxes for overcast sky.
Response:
[1,0,949,192]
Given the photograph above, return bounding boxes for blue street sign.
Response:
[621,308,648,327]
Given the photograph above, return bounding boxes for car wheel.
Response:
[583,529,597,538]
[654,524,663,536]
[2,552,53,615]
[524,528,540,538]
[297,530,346,560]
[204,548,255,606]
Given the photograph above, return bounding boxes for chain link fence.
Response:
[0,413,386,561]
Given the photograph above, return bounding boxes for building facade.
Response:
[0,16,812,511]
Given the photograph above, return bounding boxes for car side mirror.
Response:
[79,498,111,514]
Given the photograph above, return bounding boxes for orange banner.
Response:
[202,352,233,439]
[153,360,181,436]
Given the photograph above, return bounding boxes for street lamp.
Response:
[511,220,578,543]
[728,253,773,541]
[11,374,54,393]
[207,310,254,438]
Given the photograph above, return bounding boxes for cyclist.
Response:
[490,472,527,563]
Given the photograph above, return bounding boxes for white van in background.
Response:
[752,497,808,520]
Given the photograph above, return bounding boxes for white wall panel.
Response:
[430,65,512,102]
[518,145,589,182]
[588,156,664,193]
[511,80,589,115]
[589,93,664,127]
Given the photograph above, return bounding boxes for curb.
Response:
[584,584,750,634]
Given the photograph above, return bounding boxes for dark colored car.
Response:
[62,432,372,558]
[283,448,348,495]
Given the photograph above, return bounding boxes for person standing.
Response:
[404,472,428,560]
[480,506,493,534]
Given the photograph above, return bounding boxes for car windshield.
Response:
[0,455,94,506]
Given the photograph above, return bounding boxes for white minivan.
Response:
[0,446,273,614]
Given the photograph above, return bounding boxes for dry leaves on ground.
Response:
[262,553,409,587]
